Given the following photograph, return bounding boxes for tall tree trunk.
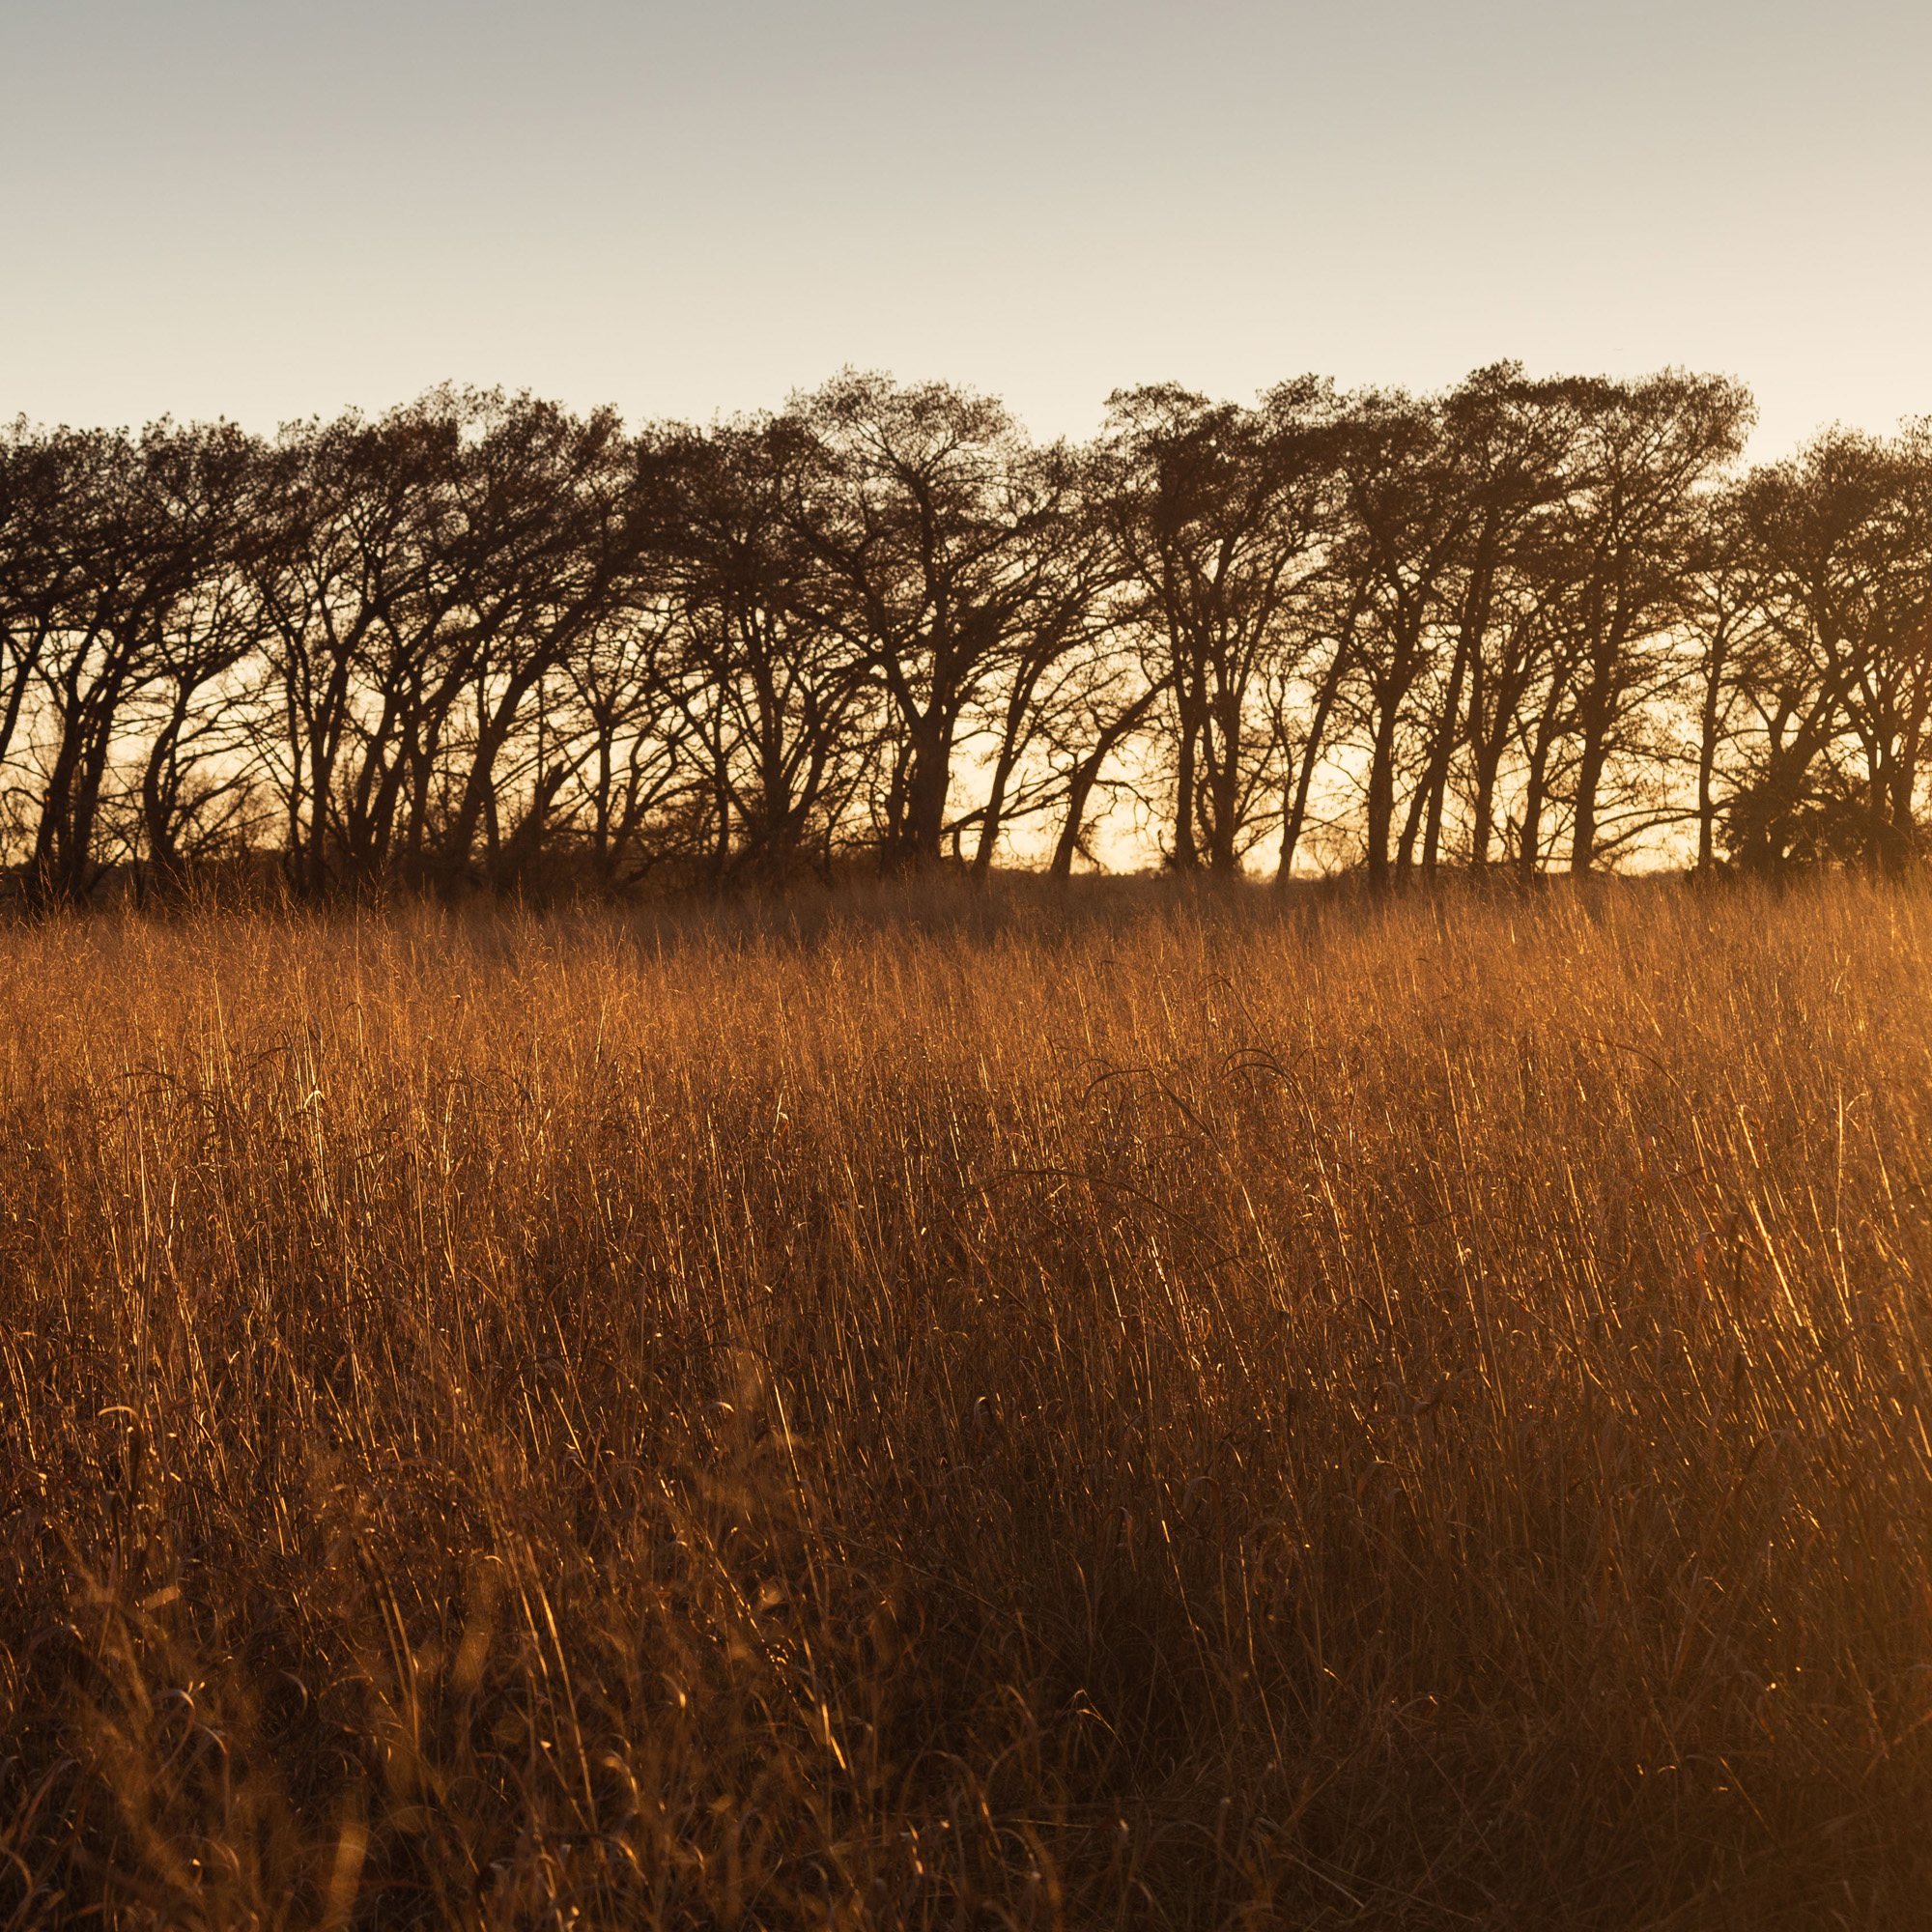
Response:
[1568,631,1624,875]
[972,753,1017,877]
[1419,629,1473,871]
[905,711,953,866]
[1469,730,1505,870]
[1365,696,1401,893]
[1172,681,1200,871]
[974,676,1043,877]
[1569,728,1608,875]
[1695,653,1725,874]
[1518,710,1563,886]
[1275,659,1344,888]
[1053,685,1163,883]
[1049,753,1106,882]
[1396,761,1431,876]
[1206,702,1242,875]
[140,696,193,889]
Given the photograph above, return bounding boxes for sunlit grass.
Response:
[3,875,1930,1927]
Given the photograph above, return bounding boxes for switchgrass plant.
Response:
[2,875,1931,1928]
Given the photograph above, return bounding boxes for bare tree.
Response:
[242,391,645,896]
[0,422,90,813]
[244,399,462,897]
[959,445,1119,876]
[781,373,1078,870]
[1100,379,1339,876]
[122,423,270,894]
[17,424,246,904]
[1404,366,1580,873]
[1330,390,1469,891]
[43,360,1932,901]
[552,595,693,894]
[432,396,647,890]
[1726,423,1932,870]
[1679,485,1769,874]
[660,419,874,885]
[1546,371,1752,874]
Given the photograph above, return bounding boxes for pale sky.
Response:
[4,0,1926,461]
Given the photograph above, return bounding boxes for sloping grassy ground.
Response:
[2,877,1930,1928]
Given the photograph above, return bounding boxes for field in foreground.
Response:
[2,879,1931,1929]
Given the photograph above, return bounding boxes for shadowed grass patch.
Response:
[1,876,1930,1926]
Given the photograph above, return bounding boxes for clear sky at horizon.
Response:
[4,0,1926,461]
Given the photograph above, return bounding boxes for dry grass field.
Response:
[3,877,1931,1928]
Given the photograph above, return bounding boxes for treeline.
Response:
[2,364,1929,902]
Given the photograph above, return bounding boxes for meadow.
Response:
[2,877,1930,1928]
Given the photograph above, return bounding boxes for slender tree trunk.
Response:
[1518,711,1562,886]
[1365,695,1401,893]
[974,678,1042,877]
[905,711,953,866]
[1470,768,1494,868]
[32,677,98,902]
[1049,756,1104,881]
[1275,660,1344,888]
[403,729,436,883]
[1172,679,1201,870]
[1887,645,1932,872]
[1053,685,1163,883]
[140,696,194,889]
[1569,732,1608,874]
[1419,631,1473,871]
[1396,763,1430,877]
[1207,706,1242,875]
[1469,725,1507,870]
[1568,632,1624,875]
[446,665,556,884]
[592,730,614,888]
[973,752,1018,877]
[1695,657,1724,874]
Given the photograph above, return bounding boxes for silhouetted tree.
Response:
[1406,366,1579,873]
[660,419,875,884]
[126,422,268,893]
[1680,485,1768,874]
[1727,424,1932,870]
[554,589,692,894]
[1545,372,1752,873]
[21,360,1932,901]
[17,424,243,904]
[0,423,80,796]
[244,399,462,896]
[432,395,645,890]
[781,374,1083,870]
[1330,390,1469,891]
[959,447,1119,875]
[1100,379,1339,876]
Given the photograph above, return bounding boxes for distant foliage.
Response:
[3,371,1929,902]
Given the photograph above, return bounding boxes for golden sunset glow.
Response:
[5,5,1932,1924]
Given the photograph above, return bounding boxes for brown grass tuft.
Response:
[2,876,1931,1926]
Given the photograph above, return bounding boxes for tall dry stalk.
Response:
[1,876,1930,1926]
